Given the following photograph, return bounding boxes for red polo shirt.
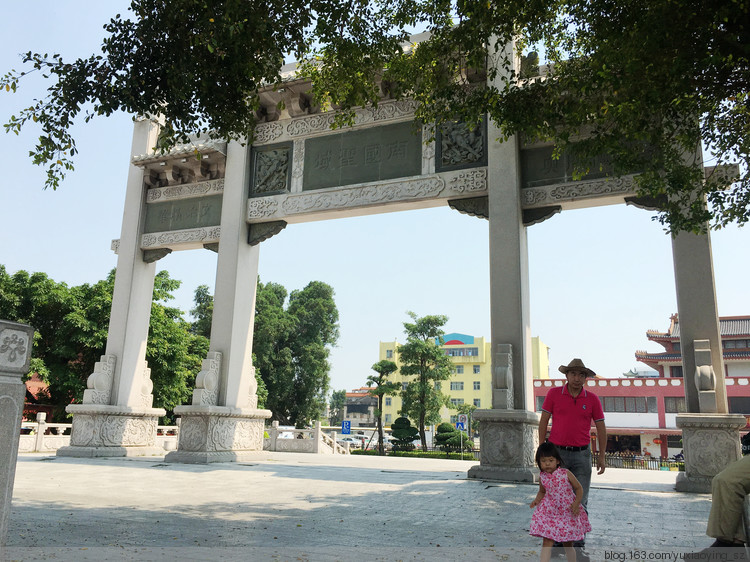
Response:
[542,383,605,447]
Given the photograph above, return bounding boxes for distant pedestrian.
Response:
[530,442,591,562]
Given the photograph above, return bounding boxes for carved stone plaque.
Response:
[303,121,422,191]
[144,194,223,233]
[520,146,616,188]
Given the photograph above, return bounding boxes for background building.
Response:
[379,333,549,428]
[534,314,750,458]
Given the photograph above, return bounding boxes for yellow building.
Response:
[379,333,549,427]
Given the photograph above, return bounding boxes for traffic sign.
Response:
[341,420,351,434]
[456,422,465,430]
[458,414,468,426]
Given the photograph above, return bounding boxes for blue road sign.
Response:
[341,420,351,434]
[456,422,465,430]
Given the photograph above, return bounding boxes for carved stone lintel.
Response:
[57,404,166,458]
[82,354,117,405]
[675,413,746,493]
[248,221,287,246]
[468,409,539,482]
[143,248,172,263]
[192,352,222,406]
[492,344,514,410]
[449,196,488,219]
[166,405,272,464]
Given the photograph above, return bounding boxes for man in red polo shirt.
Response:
[538,358,607,560]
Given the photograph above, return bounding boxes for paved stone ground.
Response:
[2,452,714,561]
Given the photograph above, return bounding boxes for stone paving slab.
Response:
[1,453,713,561]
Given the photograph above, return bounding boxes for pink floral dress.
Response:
[530,467,592,542]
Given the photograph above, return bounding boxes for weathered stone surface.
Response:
[468,409,539,483]
[675,413,746,493]
[165,405,272,464]
[0,320,33,546]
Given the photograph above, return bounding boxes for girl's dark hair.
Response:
[535,441,564,470]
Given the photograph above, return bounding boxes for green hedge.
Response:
[351,449,475,460]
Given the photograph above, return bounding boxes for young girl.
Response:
[529,442,592,562]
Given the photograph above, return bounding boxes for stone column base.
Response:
[467,409,539,482]
[165,405,272,464]
[675,413,746,493]
[57,404,166,458]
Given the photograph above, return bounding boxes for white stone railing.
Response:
[18,413,179,453]
[264,420,349,454]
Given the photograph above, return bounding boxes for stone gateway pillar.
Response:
[58,118,166,458]
[672,228,745,492]
[0,320,34,546]
[165,140,272,464]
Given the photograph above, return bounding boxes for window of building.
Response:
[450,382,464,391]
[665,396,687,413]
[402,382,408,391]
[729,396,750,414]
[386,349,393,359]
[473,381,480,391]
[602,396,656,413]
[671,365,683,378]
[385,397,392,406]
[450,398,465,406]
[385,414,392,423]
[445,347,479,357]
[434,381,441,390]
[456,365,464,374]
[725,339,750,349]
[473,399,481,407]
[473,365,480,374]
[673,342,681,352]
[666,435,682,448]
[450,415,458,424]
[535,396,545,412]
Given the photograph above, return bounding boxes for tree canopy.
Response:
[2,0,747,231]
[0,265,208,421]
[367,359,400,455]
[397,311,453,449]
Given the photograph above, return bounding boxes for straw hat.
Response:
[558,358,597,378]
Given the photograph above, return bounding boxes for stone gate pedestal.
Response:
[164,405,271,463]
[468,409,539,482]
[57,404,166,457]
[676,413,746,493]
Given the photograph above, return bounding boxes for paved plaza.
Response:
[3,452,714,561]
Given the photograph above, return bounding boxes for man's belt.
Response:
[555,444,589,452]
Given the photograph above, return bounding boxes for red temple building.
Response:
[533,314,750,458]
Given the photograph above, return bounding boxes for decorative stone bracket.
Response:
[694,339,717,413]
[493,344,514,410]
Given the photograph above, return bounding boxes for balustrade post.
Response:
[34,412,47,453]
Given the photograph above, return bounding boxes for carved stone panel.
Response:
[143,194,223,234]
[436,120,488,172]
[250,143,292,196]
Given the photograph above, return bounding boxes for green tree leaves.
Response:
[397,311,452,449]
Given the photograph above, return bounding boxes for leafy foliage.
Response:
[4,1,747,231]
[0,265,207,422]
[367,359,400,455]
[389,416,419,451]
[252,279,339,427]
[434,421,473,452]
[328,389,347,427]
[397,311,453,449]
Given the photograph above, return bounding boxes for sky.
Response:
[1,2,748,395]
